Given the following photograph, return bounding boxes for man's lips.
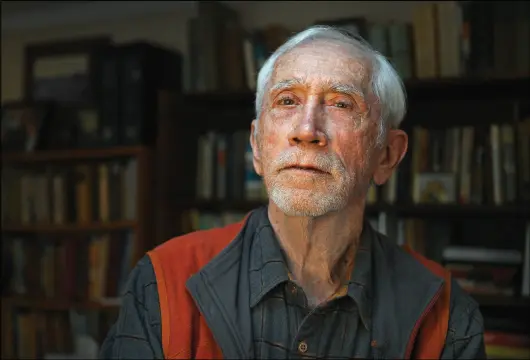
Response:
[281,165,329,174]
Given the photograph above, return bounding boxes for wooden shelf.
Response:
[1,296,121,310]
[188,200,529,218]
[1,146,148,164]
[1,220,137,233]
[472,295,530,308]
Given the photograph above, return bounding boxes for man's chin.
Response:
[268,187,346,217]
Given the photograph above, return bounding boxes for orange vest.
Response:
[148,219,451,359]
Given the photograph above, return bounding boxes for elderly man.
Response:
[100,26,486,359]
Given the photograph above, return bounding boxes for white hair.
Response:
[254,25,407,145]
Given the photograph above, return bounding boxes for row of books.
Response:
[195,130,266,201]
[187,2,530,92]
[3,311,73,359]
[1,308,117,360]
[412,2,529,80]
[3,231,135,302]
[403,120,530,206]
[1,159,138,226]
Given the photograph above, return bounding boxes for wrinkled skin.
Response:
[250,40,408,306]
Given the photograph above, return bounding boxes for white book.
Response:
[443,246,522,265]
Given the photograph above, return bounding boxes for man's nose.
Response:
[288,105,327,147]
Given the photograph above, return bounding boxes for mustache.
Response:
[271,150,344,174]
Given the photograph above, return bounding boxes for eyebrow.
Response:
[269,78,365,98]
[270,78,302,93]
[327,83,364,98]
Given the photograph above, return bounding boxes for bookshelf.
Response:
[1,145,155,261]
[1,145,156,359]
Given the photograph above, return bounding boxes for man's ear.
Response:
[373,129,408,185]
[250,120,263,176]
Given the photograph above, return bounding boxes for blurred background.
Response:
[1,1,529,359]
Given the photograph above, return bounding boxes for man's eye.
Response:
[334,101,350,109]
[277,98,295,106]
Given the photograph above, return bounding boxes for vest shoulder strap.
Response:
[402,245,452,359]
[148,218,248,359]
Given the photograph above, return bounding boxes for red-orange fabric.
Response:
[147,220,244,359]
[403,245,452,359]
[148,226,451,359]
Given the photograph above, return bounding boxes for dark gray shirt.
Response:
[248,215,373,359]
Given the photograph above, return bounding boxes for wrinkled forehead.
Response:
[270,39,372,94]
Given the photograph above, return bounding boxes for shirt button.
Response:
[298,341,308,353]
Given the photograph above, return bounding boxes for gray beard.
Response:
[268,183,350,217]
[263,144,373,217]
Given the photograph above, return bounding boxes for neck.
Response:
[268,200,366,306]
